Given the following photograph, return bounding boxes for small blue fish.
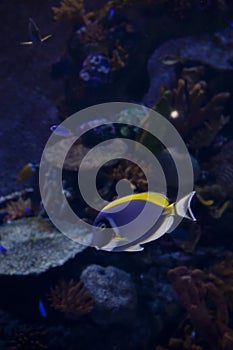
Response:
[38,299,47,318]
[50,118,113,138]
[108,8,115,20]
[21,18,52,47]
[24,207,32,214]
[0,245,7,253]
[50,125,73,137]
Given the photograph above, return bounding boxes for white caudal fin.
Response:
[175,191,196,221]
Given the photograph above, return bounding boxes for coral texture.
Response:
[49,280,94,316]
[168,266,233,350]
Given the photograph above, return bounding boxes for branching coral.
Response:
[105,159,151,192]
[154,66,230,153]
[111,42,129,71]
[155,322,204,349]
[52,0,85,23]
[168,266,233,350]
[52,0,167,24]
[0,188,33,222]
[49,280,94,316]
[10,327,48,350]
[195,184,231,219]
[207,252,233,311]
[207,141,233,198]
[169,75,230,147]
[77,17,107,48]
[5,197,32,221]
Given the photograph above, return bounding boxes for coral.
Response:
[108,159,149,192]
[110,42,129,72]
[52,0,85,24]
[207,252,233,311]
[5,197,32,221]
[0,188,33,206]
[49,280,94,316]
[195,184,232,219]
[144,29,233,107]
[0,218,86,275]
[170,0,192,19]
[0,188,33,222]
[168,266,233,350]
[155,322,204,349]
[10,327,48,350]
[169,71,230,145]
[52,0,168,25]
[149,63,230,152]
[76,19,107,49]
[207,141,233,198]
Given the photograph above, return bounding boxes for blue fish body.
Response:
[109,8,115,19]
[50,125,73,137]
[0,245,7,253]
[38,300,47,318]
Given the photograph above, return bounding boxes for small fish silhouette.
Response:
[21,18,52,47]
[0,245,7,253]
[38,299,47,318]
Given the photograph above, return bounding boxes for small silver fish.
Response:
[160,54,184,66]
[21,18,52,47]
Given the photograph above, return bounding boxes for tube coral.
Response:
[168,266,233,350]
[208,141,233,198]
[207,252,233,311]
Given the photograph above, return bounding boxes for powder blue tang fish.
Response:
[93,191,196,252]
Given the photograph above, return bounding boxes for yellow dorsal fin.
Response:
[103,192,169,211]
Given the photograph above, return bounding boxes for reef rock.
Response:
[80,264,138,325]
[144,27,233,107]
[0,217,85,275]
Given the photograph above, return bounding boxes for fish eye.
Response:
[97,222,107,230]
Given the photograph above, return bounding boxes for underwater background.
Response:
[1,0,233,349]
